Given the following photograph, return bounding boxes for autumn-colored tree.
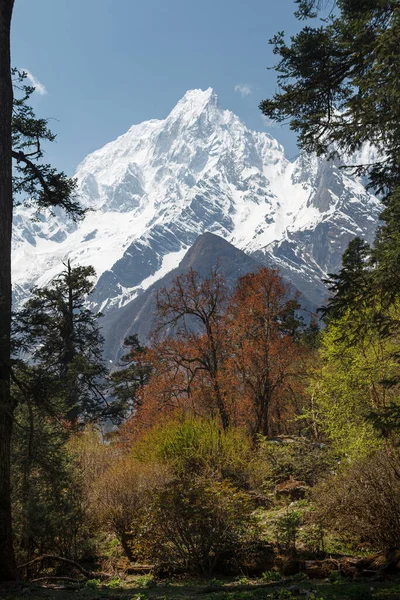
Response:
[152,268,231,429]
[224,268,309,437]
[127,267,311,438]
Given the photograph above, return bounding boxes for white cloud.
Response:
[261,114,278,130]
[21,68,47,96]
[234,83,252,97]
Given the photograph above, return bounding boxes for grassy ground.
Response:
[1,574,400,600]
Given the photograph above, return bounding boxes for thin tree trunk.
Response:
[0,0,16,582]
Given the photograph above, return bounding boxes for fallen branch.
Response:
[17,554,111,580]
[30,576,83,584]
[125,564,154,574]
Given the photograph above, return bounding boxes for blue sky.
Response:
[12,0,305,175]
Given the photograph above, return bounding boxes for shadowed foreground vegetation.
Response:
[2,574,400,600]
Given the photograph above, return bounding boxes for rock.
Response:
[303,559,338,579]
[275,478,309,501]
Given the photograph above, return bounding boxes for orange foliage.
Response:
[120,267,313,439]
[224,268,309,437]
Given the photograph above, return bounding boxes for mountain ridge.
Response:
[100,232,265,362]
[11,88,381,315]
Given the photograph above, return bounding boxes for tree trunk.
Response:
[0,0,16,582]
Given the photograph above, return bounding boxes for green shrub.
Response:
[262,570,281,582]
[142,476,260,575]
[136,574,156,588]
[274,590,294,599]
[274,510,302,556]
[254,437,333,489]
[107,576,122,588]
[90,458,170,561]
[301,523,325,555]
[207,578,224,589]
[329,570,346,583]
[85,579,101,588]
[133,417,252,487]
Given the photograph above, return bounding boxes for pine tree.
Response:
[10,367,86,565]
[109,335,153,421]
[10,262,107,563]
[13,261,106,422]
[320,237,371,322]
[261,2,400,351]
[261,1,400,440]
[260,0,400,203]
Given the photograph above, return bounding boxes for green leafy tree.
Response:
[311,311,400,459]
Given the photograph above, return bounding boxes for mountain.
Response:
[12,87,381,316]
[101,232,264,362]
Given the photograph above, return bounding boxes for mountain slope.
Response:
[101,232,264,362]
[12,88,381,313]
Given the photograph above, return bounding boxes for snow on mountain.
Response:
[12,87,382,312]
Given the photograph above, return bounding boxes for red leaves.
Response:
[129,267,312,438]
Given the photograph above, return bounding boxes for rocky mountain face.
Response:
[101,232,264,362]
[12,88,381,326]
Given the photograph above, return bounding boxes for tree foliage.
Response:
[0,53,83,578]
[125,267,313,438]
[109,335,153,422]
[261,1,400,439]
[225,268,309,437]
[13,261,107,422]
[260,0,400,202]
[154,268,230,429]
[12,69,83,217]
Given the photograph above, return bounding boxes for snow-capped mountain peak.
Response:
[12,88,381,312]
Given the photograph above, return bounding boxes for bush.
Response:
[301,523,325,555]
[90,457,170,561]
[143,476,260,575]
[313,448,400,552]
[136,574,156,588]
[84,418,268,575]
[253,437,333,490]
[132,417,252,487]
